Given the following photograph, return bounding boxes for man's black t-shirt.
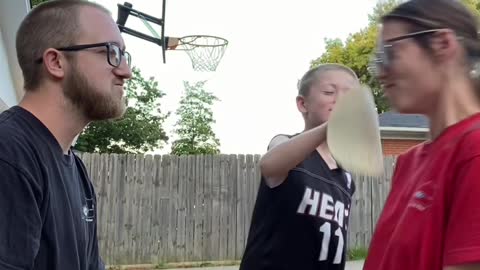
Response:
[240,134,356,270]
[0,106,104,270]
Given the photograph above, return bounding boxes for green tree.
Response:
[311,0,479,114]
[311,0,400,114]
[170,81,220,155]
[30,0,45,7]
[462,0,480,16]
[74,67,169,154]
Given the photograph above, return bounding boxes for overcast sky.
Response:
[94,0,379,155]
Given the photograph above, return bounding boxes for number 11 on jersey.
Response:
[319,222,344,264]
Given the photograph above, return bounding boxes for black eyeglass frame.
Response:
[35,42,131,68]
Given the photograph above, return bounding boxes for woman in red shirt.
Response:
[364,0,480,270]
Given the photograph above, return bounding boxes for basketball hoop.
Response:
[116,2,229,71]
[168,35,228,72]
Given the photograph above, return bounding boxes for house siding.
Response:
[0,28,18,107]
[0,0,30,107]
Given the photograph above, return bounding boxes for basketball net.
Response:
[139,15,228,72]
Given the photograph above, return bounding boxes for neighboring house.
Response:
[0,0,30,110]
[379,111,430,156]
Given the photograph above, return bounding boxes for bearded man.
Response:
[0,1,132,269]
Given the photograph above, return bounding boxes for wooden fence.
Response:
[78,153,397,265]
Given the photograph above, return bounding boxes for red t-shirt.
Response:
[364,113,480,270]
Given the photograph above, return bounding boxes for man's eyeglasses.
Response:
[369,29,443,76]
[36,42,131,68]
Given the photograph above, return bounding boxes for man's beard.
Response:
[62,66,126,121]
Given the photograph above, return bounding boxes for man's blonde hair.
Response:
[297,63,359,96]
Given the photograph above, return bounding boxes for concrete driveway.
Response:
[168,260,364,270]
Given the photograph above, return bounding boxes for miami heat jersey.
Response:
[240,135,355,270]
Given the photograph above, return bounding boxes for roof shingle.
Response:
[379,111,429,128]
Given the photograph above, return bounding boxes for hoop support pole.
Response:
[161,0,167,64]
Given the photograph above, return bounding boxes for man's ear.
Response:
[42,48,67,80]
[296,95,307,113]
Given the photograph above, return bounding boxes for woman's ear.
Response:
[429,30,458,63]
[296,95,308,114]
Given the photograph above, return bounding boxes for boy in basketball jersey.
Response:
[240,64,359,270]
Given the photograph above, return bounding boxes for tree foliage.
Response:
[311,0,400,114]
[170,81,220,155]
[30,0,45,7]
[462,0,480,16]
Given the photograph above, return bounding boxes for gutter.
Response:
[380,126,430,140]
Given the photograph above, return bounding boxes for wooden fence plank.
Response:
[227,154,238,260]
[132,154,145,262]
[142,155,154,262]
[236,154,247,259]
[218,154,229,260]
[176,155,187,261]
[158,155,170,262]
[185,155,196,261]
[149,155,162,263]
[193,155,205,261]
[210,155,221,261]
[167,155,179,261]
[202,155,213,260]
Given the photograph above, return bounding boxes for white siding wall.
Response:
[0,0,31,108]
[0,28,17,108]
